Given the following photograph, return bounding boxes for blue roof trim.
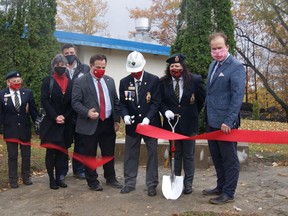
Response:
[54,31,171,56]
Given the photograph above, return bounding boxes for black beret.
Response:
[166,53,186,64]
[5,71,21,80]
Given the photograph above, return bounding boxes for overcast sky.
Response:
[105,0,152,39]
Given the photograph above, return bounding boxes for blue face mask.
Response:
[65,55,76,65]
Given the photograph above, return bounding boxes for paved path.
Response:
[0,162,288,216]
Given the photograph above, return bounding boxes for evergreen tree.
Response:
[172,0,236,78]
[213,0,235,53]
[0,0,59,105]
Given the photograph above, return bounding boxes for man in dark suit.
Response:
[203,32,246,204]
[160,53,206,195]
[71,54,122,191]
[119,51,161,197]
[61,43,90,180]
[0,71,38,188]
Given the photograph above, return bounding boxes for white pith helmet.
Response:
[126,51,146,73]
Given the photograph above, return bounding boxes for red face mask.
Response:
[170,68,183,78]
[10,83,22,91]
[93,69,105,79]
[131,71,143,80]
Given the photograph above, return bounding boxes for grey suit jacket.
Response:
[71,72,120,135]
[205,54,246,129]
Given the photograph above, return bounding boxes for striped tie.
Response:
[14,92,20,112]
[175,79,180,101]
[137,80,141,94]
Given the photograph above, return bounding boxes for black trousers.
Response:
[206,125,240,198]
[6,141,31,183]
[78,117,117,187]
[45,148,66,181]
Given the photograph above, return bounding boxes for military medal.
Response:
[130,91,135,101]
[128,82,135,91]
[4,97,8,105]
[128,91,131,100]
[124,91,128,100]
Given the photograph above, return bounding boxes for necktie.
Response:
[14,92,20,112]
[174,79,180,101]
[97,80,106,121]
[137,80,141,94]
[210,62,220,82]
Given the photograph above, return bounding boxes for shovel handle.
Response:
[167,114,180,133]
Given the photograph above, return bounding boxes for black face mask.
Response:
[65,55,76,65]
[54,66,66,75]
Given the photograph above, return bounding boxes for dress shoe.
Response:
[209,193,234,205]
[147,186,157,197]
[120,186,135,194]
[202,188,221,196]
[23,179,33,185]
[183,186,192,195]
[56,180,68,188]
[89,184,103,191]
[10,182,19,188]
[49,181,59,190]
[75,172,86,180]
[106,180,122,189]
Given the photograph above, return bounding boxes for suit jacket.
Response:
[160,74,206,136]
[0,88,38,142]
[205,54,246,129]
[40,76,74,146]
[67,60,90,124]
[72,73,120,135]
[119,71,161,137]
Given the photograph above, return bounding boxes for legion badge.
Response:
[146,92,151,103]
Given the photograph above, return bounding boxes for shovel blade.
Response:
[162,175,184,200]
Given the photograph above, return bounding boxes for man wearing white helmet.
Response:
[119,51,161,197]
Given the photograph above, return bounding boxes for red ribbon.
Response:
[136,124,288,144]
[4,138,113,170]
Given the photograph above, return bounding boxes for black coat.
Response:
[0,88,38,142]
[40,75,73,147]
[160,73,206,136]
[119,71,161,137]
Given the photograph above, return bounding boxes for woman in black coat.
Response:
[40,54,74,189]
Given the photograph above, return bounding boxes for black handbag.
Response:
[35,76,54,135]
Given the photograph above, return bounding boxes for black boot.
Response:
[49,178,59,190]
[56,179,68,188]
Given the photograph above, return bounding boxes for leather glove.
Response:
[124,115,135,125]
[165,110,174,120]
[141,117,150,125]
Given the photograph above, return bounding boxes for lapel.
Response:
[103,75,112,106]
[208,61,217,84]
[167,77,180,103]
[87,73,99,104]
[209,55,232,87]
[19,89,29,112]
[138,72,146,100]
